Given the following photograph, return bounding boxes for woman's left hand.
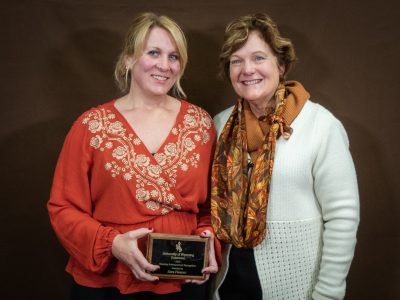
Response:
[185,229,218,285]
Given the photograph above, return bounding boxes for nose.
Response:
[156,55,170,72]
[242,60,255,75]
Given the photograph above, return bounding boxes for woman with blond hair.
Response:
[48,12,218,300]
[211,13,359,300]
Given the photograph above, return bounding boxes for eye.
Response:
[230,59,242,65]
[169,54,179,61]
[254,55,266,62]
[147,50,160,57]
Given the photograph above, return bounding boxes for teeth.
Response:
[152,75,168,81]
[243,79,261,85]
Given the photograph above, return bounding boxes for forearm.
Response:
[48,200,120,273]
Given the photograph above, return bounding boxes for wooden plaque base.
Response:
[146,233,209,280]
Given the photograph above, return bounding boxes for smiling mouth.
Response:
[242,79,262,86]
[151,75,169,81]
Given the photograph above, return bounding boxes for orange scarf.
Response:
[211,81,309,248]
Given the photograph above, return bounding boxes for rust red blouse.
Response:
[48,99,218,294]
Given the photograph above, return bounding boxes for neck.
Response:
[123,89,171,110]
[247,97,276,118]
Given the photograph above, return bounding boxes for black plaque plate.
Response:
[146,233,209,279]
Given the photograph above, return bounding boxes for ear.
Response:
[278,63,285,77]
[124,55,134,69]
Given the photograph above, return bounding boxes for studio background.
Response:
[1,0,399,299]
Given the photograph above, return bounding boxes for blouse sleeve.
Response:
[311,112,360,300]
[47,115,120,274]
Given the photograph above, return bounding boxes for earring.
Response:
[279,72,284,82]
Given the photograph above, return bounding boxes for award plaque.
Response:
[146,233,209,280]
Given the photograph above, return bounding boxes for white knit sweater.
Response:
[211,100,360,300]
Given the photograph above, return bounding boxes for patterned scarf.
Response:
[211,84,293,248]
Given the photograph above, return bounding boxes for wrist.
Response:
[110,232,122,257]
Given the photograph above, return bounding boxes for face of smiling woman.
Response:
[229,31,284,107]
[130,26,181,98]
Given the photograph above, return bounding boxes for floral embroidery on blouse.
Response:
[82,104,212,215]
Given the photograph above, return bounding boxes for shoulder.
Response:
[214,106,234,124]
[299,101,345,132]
[297,100,335,123]
[307,101,337,121]
[76,100,116,126]
[78,100,115,122]
[68,100,116,138]
[304,100,350,149]
[311,101,346,131]
[213,105,235,137]
[181,100,214,132]
[182,100,212,118]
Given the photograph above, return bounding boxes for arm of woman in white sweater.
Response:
[311,108,360,300]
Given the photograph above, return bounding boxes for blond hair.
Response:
[219,13,296,81]
[114,12,188,98]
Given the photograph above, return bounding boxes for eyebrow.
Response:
[146,46,178,54]
[145,46,161,51]
[230,51,268,58]
[253,51,268,56]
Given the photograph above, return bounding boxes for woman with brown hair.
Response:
[48,12,218,300]
[211,13,359,300]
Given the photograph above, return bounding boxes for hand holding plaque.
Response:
[146,233,209,280]
[112,228,160,282]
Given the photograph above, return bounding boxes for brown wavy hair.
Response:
[219,13,296,81]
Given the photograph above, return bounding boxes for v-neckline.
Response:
[110,99,187,158]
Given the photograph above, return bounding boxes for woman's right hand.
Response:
[111,228,159,281]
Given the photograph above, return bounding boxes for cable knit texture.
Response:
[211,100,359,300]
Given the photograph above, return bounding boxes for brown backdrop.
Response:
[1,0,399,298]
